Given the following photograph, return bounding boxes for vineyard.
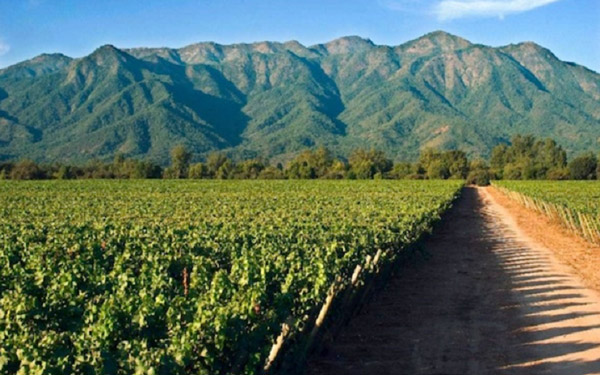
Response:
[0,180,462,375]
[493,181,600,244]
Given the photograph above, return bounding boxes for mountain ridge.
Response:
[0,31,599,164]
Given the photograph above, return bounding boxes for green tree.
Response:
[388,162,413,179]
[322,160,347,179]
[466,159,492,186]
[546,167,570,180]
[312,146,334,177]
[568,153,597,180]
[426,160,450,180]
[502,163,522,180]
[417,148,467,180]
[206,152,229,178]
[417,148,439,172]
[492,135,567,180]
[536,138,567,170]
[82,159,113,178]
[170,145,191,179]
[216,159,235,179]
[112,153,128,178]
[233,159,265,179]
[348,148,392,179]
[285,147,334,179]
[509,134,536,160]
[443,150,469,179]
[258,166,285,179]
[53,165,73,180]
[10,160,44,180]
[189,163,209,179]
[490,144,508,174]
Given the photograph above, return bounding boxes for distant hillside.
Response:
[1,31,599,164]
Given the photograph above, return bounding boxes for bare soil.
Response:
[487,186,600,293]
[306,187,600,375]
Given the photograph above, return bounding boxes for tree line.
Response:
[0,135,598,183]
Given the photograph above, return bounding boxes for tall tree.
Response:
[170,145,191,179]
[286,147,334,179]
[349,149,392,179]
[568,153,598,180]
[206,152,229,178]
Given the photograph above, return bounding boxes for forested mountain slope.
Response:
[1,31,599,164]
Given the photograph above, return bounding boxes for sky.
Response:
[0,0,599,72]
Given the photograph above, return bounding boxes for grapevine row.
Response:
[0,180,463,375]
[493,181,600,244]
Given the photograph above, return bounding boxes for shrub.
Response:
[10,160,44,180]
[546,167,570,180]
[427,160,450,180]
[188,163,209,179]
[568,153,597,180]
[466,170,491,186]
[258,166,285,179]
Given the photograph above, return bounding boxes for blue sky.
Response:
[0,0,599,72]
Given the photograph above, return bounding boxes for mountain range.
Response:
[1,31,599,164]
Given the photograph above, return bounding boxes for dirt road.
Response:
[307,187,600,375]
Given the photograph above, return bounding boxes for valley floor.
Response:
[307,187,600,375]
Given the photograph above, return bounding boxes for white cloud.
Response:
[435,0,562,20]
[0,40,9,56]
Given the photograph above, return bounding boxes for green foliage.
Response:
[1,32,599,164]
[0,180,463,374]
[388,162,413,179]
[113,155,163,179]
[427,160,450,180]
[490,135,569,180]
[285,147,335,179]
[568,152,598,180]
[0,135,595,182]
[465,159,492,186]
[496,181,597,211]
[490,144,508,174]
[418,149,468,180]
[322,160,347,179]
[466,170,492,186]
[9,160,44,180]
[494,181,600,243]
[215,159,235,179]
[546,167,570,180]
[188,162,210,179]
[53,165,73,180]
[233,160,265,179]
[348,149,392,179]
[170,145,191,179]
[206,152,230,177]
[257,166,284,179]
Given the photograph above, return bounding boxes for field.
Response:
[493,181,600,244]
[0,180,462,375]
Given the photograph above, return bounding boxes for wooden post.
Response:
[355,251,384,312]
[372,249,382,270]
[351,264,362,286]
[310,283,337,340]
[577,212,592,241]
[264,322,291,372]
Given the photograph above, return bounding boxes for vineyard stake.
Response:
[263,322,291,372]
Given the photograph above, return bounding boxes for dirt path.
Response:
[487,186,600,294]
[306,187,600,375]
